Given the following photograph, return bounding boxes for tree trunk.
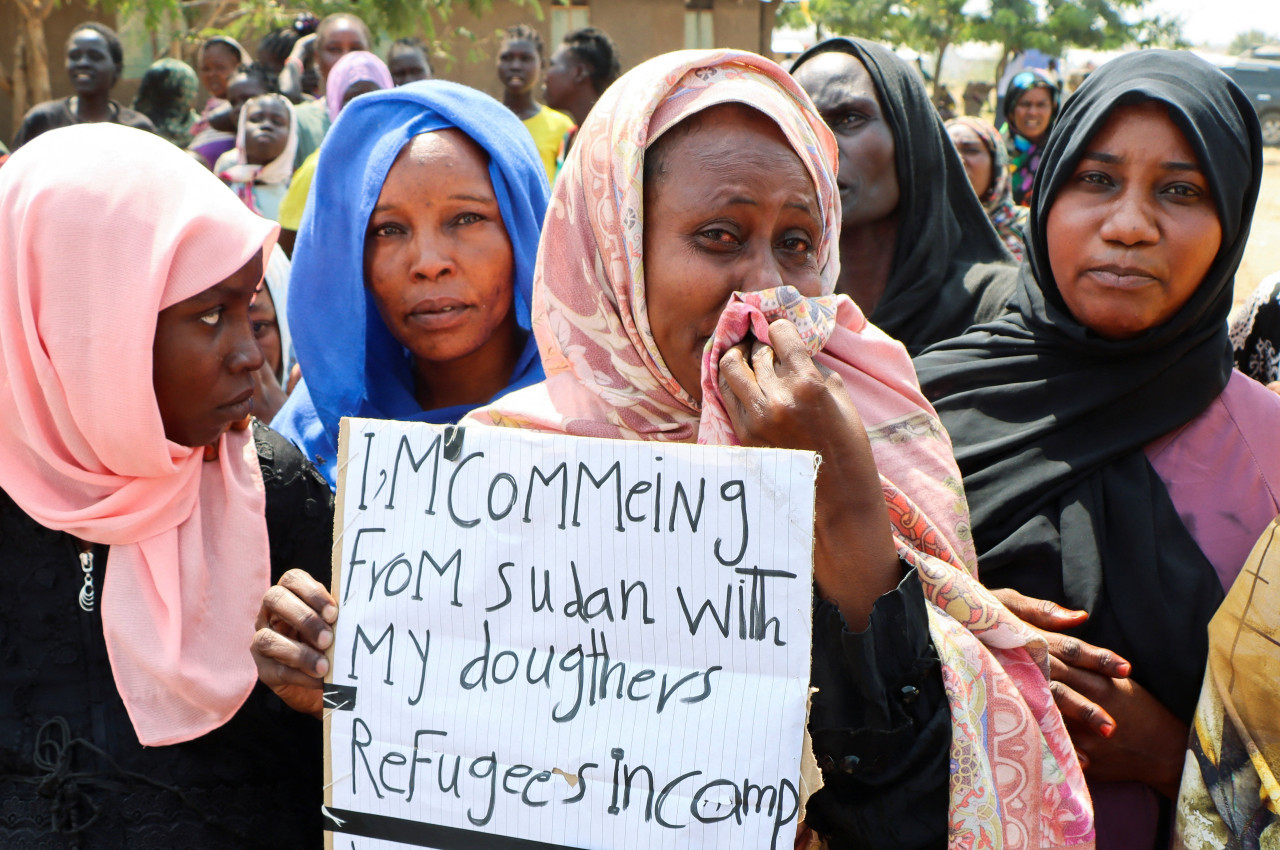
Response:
[994,49,1011,96]
[932,41,948,98]
[13,34,29,131]
[759,0,783,57]
[13,0,54,114]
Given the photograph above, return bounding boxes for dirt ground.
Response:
[1236,148,1280,311]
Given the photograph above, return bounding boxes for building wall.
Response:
[435,0,772,99]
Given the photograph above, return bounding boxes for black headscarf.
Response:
[790,38,1017,354]
[914,50,1263,723]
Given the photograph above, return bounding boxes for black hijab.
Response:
[790,38,1017,354]
[914,50,1263,722]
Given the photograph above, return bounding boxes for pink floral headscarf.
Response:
[471,49,1094,848]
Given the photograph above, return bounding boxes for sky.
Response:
[1141,0,1280,48]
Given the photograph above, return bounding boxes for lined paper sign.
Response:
[323,418,816,850]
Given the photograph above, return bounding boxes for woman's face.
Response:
[243,97,290,165]
[643,105,824,401]
[1012,86,1054,142]
[66,30,116,97]
[389,48,432,87]
[947,123,993,198]
[341,80,381,112]
[317,17,370,81]
[543,46,582,111]
[364,130,517,369]
[1047,101,1222,340]
[153,251,265,447]
[198,42,239,99]
[792,51,899,231]
[497,39,541,95]
[250,283,282,377]
[226,74,267,116]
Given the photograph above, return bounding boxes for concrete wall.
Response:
[433,0,772,98]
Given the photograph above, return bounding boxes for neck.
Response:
[565,92,597,126]
[504,89,539,120]
[837,213,899,315]
[412,321,525,412]
[72,91,113,121]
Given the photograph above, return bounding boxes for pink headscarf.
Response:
[0,124,277,746]
[472,49,1094,847]
[325,50,392,123]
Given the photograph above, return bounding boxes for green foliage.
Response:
[88,0,537,50]
[1230,29,1278,55]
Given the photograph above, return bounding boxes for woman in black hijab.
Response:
[915,50,1280,850]
[790,37,1017,353]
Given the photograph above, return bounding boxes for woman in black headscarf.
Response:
[915,50,1280,850]
[790,37,1017,354]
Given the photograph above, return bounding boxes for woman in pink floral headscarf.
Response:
[256,49,1095,848]
[473,48,1093,848]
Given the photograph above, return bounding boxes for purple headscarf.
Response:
[325,50,392,122]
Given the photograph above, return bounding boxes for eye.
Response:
[199,308,223,327]
[1077,171,1114,188]
[369,222,405,238]
[1163,182,1204,200]
[698,228,740,248]
[779,235,814,254]
[252,320,275,337]
[454,212,485,226]
[831,111,867,131]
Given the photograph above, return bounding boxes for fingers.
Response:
[992,586,1089,630]
[1047,661,1117,738]
[252,624,329,683]
[256,569,337,650]
[1045,631,1132,678]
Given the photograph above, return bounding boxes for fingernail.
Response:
[315,657,329,677]
[322,604,337,623]
[1100,722,1114,738]
[316,628,333,650]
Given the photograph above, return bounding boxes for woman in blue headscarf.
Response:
[274,81,549,487]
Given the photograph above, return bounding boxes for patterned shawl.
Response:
[1000,69,1060,206]
[132,57,200,147]
[471,48,1094,849]
[946,115,1028,261]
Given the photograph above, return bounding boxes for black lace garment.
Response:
[0,421,334,849]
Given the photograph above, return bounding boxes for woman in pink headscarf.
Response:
[276,49,393,255]
[0,123,332,846]
[254,50,1095,847]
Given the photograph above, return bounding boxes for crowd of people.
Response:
[2,12,1280,850]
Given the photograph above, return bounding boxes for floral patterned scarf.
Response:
[947,115,1028,260]
[470,49,1093,849]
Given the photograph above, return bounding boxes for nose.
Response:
[739,242,787,295]
[410,230,456,282]
[226,316,266,373]
[1098,187,1160,247]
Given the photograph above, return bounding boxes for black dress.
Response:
[805,568,948,849]
[12,98,157,150]
[0,422,334,849]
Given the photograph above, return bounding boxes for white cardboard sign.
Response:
[323,417,816,850]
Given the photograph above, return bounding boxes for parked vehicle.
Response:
[1220,56,1280,147]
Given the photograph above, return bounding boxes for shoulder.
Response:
[114,104,157,133]
[542,106,575,133]
[14,99,73,146]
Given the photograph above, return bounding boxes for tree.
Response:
[1230,29,1277,55]
[8,0,58,129]
[4,0,535,130]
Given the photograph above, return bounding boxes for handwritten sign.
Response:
[323,418,816,850]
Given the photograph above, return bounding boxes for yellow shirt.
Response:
[278,150,318,231]
[522,105,575,186]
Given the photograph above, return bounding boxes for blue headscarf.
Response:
[274,80,549,487]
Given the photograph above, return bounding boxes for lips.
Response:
[407,297,472,331]
[218,387,255,419]
[1087,265,1159,289]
